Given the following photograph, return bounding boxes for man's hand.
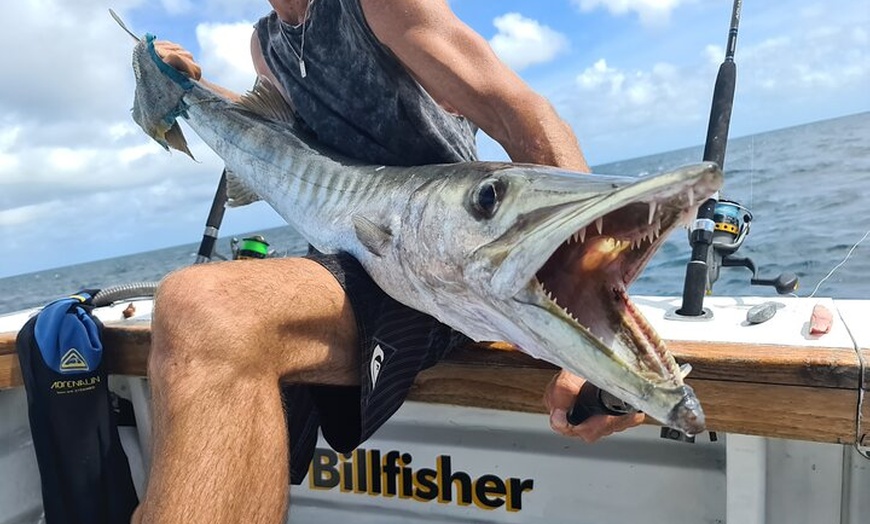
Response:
[544,369,645,442]
[154,41,202,80]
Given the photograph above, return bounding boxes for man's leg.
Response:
[134,257,360,523]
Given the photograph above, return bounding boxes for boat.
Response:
[3,2,867,522]
[1,293,868,523]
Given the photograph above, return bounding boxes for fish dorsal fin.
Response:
[225,169,261,207]
[352,215,392,257]
[236,76,297,123]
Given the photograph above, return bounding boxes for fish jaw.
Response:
[401,162,721,434]
[507,276,707,434]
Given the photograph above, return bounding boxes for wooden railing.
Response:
[2,323,867,445]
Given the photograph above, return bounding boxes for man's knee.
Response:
[148,258,357,386]
[149,264,258,380]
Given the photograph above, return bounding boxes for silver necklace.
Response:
[288,0,314,78]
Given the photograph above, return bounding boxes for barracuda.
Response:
[130,34,721,435]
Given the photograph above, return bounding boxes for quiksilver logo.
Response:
[60,348,89,372]
[370,345,384,389]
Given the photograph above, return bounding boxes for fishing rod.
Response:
[675,0,797,317]
[195,170,229,263]
[676,0,741,317]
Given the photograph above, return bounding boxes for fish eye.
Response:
[471,178,504,219]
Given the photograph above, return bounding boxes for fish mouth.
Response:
[535,197,678,362]
[511,164,720,434]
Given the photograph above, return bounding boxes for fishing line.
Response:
[803,228,870,459]
[807,228,870,299]
[855,355,869,460]
[748,137,755,209]
[840,307,870,460]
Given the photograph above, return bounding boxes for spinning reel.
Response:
[704,199,798,295]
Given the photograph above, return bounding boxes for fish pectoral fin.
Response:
[352,215,392,257]
[225,170,261,207]
[164,122,194,159]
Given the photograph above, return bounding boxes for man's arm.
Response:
[360,0,588,172]
[360,0,644,441]
[155,32,291,105]
[154,41,242,102]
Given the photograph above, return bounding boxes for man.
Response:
[138,0,644,522]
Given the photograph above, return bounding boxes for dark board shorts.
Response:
[284,248,470,484]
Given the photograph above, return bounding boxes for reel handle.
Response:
[721,256,799,295]
[751,272,799,295]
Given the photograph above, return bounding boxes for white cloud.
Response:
[573,58,704,125]
[0,126,21,173]
[0,202,65,228]
[0,1,155,205]
[201,0,265,18]
[196,22,258,92]
[724,6,869,129]
[572,0,689,26]
[0,1,143,125]
[0,0,243,276]
[489,13,569,71]
[161,0,193,15]
[536,55,712,164]
[740,27,868,93]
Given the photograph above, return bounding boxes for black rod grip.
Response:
[195,170,229,263]
[702,61,737,168]
[566,382,634,425]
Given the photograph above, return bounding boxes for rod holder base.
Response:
[665,307,714,322]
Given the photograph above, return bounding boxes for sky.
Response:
[0,0,867,278]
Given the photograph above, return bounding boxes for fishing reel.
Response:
[704,199,798,294]
[230,235,272,260]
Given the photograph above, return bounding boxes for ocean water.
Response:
[0,113,868,315]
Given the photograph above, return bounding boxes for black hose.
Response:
[93,282,160,307]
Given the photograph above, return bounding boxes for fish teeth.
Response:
[595,217,604,234]
[680,363,693,379]
[647,201,657,225]
[569,226,589,245]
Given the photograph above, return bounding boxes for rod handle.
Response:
[566,382,636,425]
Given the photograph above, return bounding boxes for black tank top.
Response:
[255,0,478,166]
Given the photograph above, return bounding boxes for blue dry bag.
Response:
[16,291,138,524]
